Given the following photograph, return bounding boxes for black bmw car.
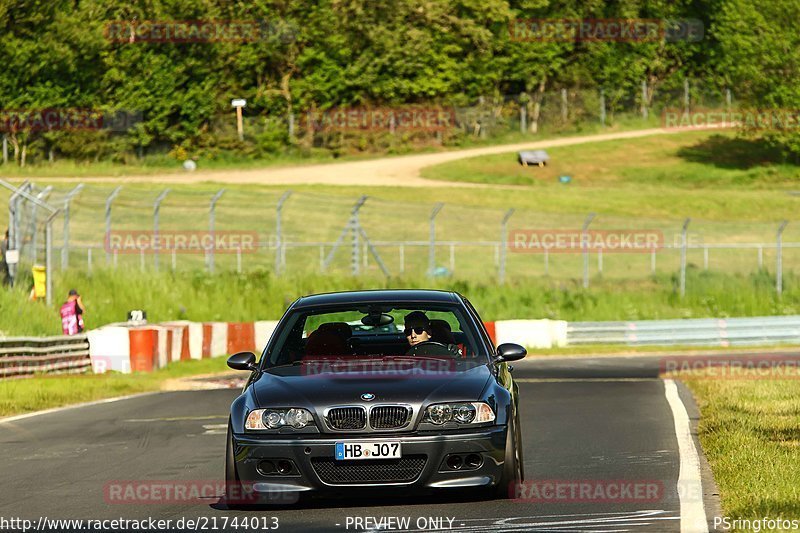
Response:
[225,289,527,505]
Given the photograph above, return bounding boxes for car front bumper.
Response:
[232,426,508,498]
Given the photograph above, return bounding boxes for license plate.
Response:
[335,441,402,460]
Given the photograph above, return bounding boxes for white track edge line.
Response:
[0,391,164,424]
[663,379,709,533]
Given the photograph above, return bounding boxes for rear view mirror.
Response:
[495,343,527,362]
[227,351,256,371]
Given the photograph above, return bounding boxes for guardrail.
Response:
[567,316,800,346]
[0,335,91,378]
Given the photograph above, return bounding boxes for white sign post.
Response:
[231,99,246,141]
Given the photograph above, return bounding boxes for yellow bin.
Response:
[32,265,47,299]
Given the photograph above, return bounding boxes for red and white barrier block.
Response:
[88,318,564,374]
[486,319,568,349]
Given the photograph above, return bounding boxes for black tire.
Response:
[495,413,523,498]
[225,420,249,508]
[515,411,525,482]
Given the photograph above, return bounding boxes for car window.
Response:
[265,303,487,367]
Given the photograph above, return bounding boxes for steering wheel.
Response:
[405,341,452,357]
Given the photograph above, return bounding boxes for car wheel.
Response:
[225,420,249,508]
[496,413,523,499]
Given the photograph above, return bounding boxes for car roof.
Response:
[291,289,462,310]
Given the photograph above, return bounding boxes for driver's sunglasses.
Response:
[404,326,426,336]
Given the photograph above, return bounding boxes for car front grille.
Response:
[327,407,367,430]
[370,406,412,429]
[311,455,426,484]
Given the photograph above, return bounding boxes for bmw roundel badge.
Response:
[361,393,376,401]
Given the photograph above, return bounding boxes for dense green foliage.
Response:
[2,0,795,164]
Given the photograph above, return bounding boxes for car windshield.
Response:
[264,303,487,367]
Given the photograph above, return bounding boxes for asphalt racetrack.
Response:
[0,357,722,532]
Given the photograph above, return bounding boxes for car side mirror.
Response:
[495,343,527,363]
[227,351,257,371]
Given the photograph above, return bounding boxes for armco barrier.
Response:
[567,315,800,347]
[0,335,91,378]
[33,315,800,379]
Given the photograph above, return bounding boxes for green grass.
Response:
[419,130,800,221]
[685,379,800,523]
[0,356,230,417]
[2,267,799,337]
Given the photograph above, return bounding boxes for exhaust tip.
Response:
[257,460,275,475]
[277,460,293,475]
[465,454,483,469]
[446,455,463,470]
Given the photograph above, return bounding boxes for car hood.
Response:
[252,357,493,407]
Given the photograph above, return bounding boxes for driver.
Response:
[403,311,433,347]
[403,311,461,357]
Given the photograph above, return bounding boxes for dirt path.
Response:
[47,127,699,187]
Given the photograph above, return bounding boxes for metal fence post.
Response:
[428,203,444,276]
[275,191,292,275]
[153,189,170,271]
[1,180,58,294]
[208,189,225,274]
[777,221,789,297]
[45,211,60,306]
[561,88,568,122]
[499,208,514,284]
[651,247,656,274]
[104,186,122,264]
[61,183,84,270]
[5,179,30,285]
[582,213,596,288]
[351,196,367,275]
[680,218,691,297]
[29,186,53,262]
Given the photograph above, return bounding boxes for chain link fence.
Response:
[2,182,797,296]
[176,78,734,156]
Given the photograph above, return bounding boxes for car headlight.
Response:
[245,408,313,430]
[423,402,495,425]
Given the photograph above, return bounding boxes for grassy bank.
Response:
[0,356,229,417]
[419,130,800,221]
[2,267,799,337]
[0,117,661,178]
[685,379,800,521]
